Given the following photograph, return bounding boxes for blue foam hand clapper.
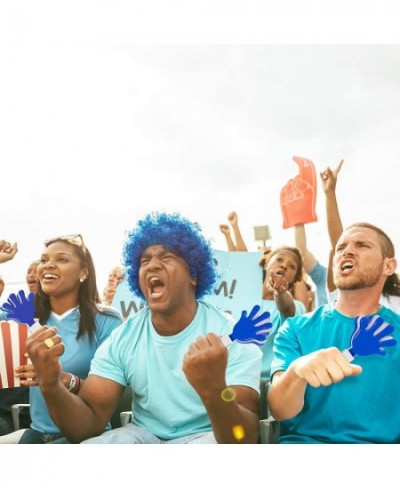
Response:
[1,290,40,332]
[342,315,397,362]
[221,305,272,347]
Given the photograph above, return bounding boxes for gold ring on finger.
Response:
[44,338,55,348]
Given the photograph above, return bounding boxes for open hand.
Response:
[1,290,36,326]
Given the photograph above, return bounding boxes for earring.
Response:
[80,277,86,283]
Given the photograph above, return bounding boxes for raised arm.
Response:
[228,211,248,251]
[326,248,336,293]
[268,270,296,318]
[219,224,237,251]
[0,240,18,264]
[294,224,317,272]
[320,160,344,249]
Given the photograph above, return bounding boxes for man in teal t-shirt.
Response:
[268,222,400,443]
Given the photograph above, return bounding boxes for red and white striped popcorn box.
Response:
[0,320,31,389]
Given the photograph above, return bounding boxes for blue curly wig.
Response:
[122,212,217,300]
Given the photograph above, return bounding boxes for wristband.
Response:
[67,374,79,393]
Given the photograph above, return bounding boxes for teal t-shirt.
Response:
[89,300,262,440]
[30,307,122,434]
[271,304,400,443]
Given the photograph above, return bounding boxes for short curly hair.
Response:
[122,212,217,300]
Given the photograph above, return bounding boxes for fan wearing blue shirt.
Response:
[4,234,122,443]
[268,222,400,443]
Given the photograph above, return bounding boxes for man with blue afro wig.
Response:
[30,211,263,445]
[123,212,217,301]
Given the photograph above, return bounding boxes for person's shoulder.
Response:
[117,305,152,330]
[286,303,333,327]
[198,300,232,317]
[96,304,123,321]
[197,300,236,326]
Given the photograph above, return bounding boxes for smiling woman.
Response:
[1,235,123,444]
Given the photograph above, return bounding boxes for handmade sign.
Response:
[280,155,318,228]
[342,315,397,362]
[203,250,263,321]
[220,305,272,347]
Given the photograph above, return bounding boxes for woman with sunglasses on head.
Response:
[10,234,122,444]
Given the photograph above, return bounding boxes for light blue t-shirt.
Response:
[89,300,262,440]
[271,304,400,443]
[307,261,328,307]
[30,306,122,434]
[260,299,305,381]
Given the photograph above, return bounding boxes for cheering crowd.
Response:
[1,157,400,444]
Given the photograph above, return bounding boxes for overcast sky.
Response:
[2,36,400,295]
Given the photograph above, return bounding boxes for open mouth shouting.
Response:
[340,260,354,275]
[148,276,166,299]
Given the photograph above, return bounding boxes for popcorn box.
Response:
[0,321,30,388]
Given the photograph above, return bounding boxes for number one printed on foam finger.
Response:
[221,305,273,347]
[0,290,41,333]
[342,315,397,362]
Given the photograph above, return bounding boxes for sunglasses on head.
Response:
[44,233,86,249]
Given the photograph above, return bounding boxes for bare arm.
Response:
[219,224,237,252]
[326,248,336,293]
[267,270,296,318]
[320,160,344,249]
[294,224,317,272]
[27,326,123,443]
[182,333,259,443]
[228,212,248,252]
[268,347,362,421]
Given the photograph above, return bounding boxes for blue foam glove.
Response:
[342,315,397,362]
[221,305,272,347]
[1,290,36,326]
